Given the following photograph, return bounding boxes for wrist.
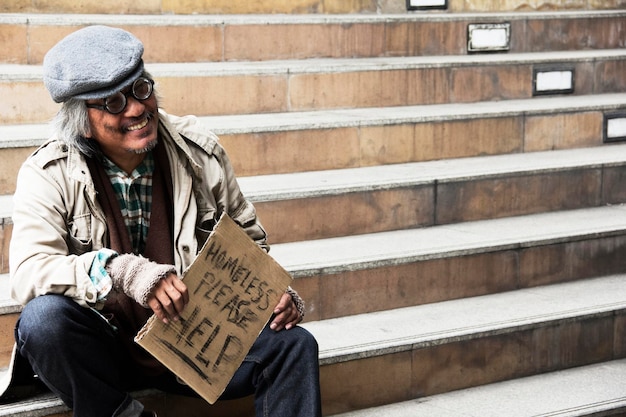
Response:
[286,286,305,319]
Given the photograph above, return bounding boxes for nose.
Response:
[123,95,146,116]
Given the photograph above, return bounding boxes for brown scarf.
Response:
[86,140,174,375]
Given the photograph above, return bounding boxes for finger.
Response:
[163,285,185,319]
[273,292,292,314]
[271,310,300,331]
[156,274,188,318]
[147,295,169,324]
[270,302,299,331]
[278,312,299,330]
[154,290,176,322]
[271,292,303,330]
[156,285,187,322]
[285,306,303,330]
[164,277,188,317]
[172,278,190,305]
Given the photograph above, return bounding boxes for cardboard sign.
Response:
[135,214,293,404]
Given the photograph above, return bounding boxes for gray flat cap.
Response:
[43,25,145,103]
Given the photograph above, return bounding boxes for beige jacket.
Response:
[9,110,268,308]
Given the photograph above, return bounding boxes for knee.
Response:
[294,327,318,351]
[17,295,84,348]
[282,327,320,379]
[297,327,319,361]
[278,326,319,361]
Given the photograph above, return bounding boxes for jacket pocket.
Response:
[67,213,93,254]
[196,209,217,249]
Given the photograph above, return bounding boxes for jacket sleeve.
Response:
[9,152,100,307]
[212,143,269,251]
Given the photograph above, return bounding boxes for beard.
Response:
[131,137,158,154]
[124,110,158,154]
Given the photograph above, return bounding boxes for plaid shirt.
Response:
[88,152,155,303]
[102,152,154,254]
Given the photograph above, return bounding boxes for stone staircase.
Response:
[1,1,626,416]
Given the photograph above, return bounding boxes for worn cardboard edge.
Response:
[135,214,292,403]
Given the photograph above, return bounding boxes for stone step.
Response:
[301,275,626,414]
[0,389,161,417]
[3,49,626,123]
[4,205,626,323]
[239,144,626,243]
[2,0,624,14]
[270,205,626,321]
[1,93,625,187]
[0,0,399,15]
[0,385,254,417]
[175,93,626,176]
[2,274,624,416]
[327,359,626,417]
[2,11,625,65]
[3,144,626,247]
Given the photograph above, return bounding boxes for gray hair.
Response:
[52,97,99,157]
[52,71,157,158]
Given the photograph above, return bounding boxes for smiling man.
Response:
[7,25,321,417]
[84,76,160,170]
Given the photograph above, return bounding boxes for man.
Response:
[8,25,321,417]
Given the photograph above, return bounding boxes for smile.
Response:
[127,117,149,131]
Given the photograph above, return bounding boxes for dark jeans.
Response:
[15,294,322,417]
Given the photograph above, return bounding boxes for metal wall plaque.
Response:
[467,23,510,52]
[604,113,626,143]
[407,0,447,10]
[533,65,575,96]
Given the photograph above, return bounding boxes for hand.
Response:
[147,273,189,324]
[270,292,302,331]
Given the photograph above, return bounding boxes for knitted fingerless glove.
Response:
[287,286,306,319]
[105,254,177,308]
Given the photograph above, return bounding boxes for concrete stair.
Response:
[2,11,626,66]
[5,49,626,123]
[1,1,626,416]
[328,359,626,416]
[240,144,626,243]
[3,93,626,187]
[304,273,626,414]
[2,0,626,14]
[2,207,626,415]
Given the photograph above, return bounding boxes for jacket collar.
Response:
[39,110,211,184]
[157,110,208,178]
[66,140,95,188]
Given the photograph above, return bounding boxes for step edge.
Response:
[3,49,626,79]
[199,93,626,135]
[3,207,626,313]
[0,388,161,417]
[1,93,625,143]
[327,359,626,417]
[301,274,626,364]
[238,144,626,201]
[2,10,625,26]
[269,205,626,277]
[3,143,626,204]
[313,305,624,365]
[3,206,626,278]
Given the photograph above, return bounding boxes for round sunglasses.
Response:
[85,77,154,114]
